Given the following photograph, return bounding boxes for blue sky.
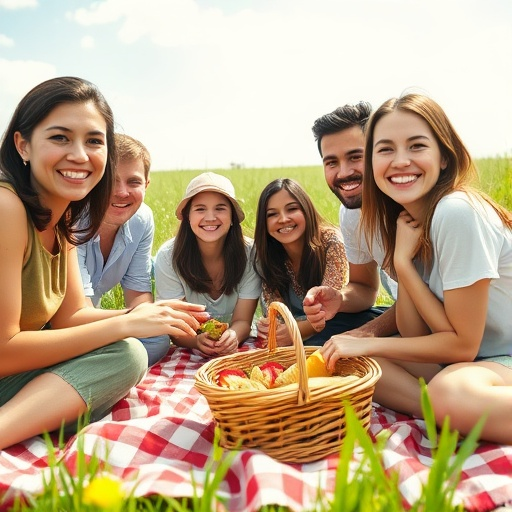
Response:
[1,0,511,171]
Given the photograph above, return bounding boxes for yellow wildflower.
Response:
[82,475,125,509]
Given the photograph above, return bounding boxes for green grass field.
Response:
[145,158,512,256]
[145,165,341,254]
[101,157,511,310]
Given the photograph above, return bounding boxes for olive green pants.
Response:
[0,338,148,422]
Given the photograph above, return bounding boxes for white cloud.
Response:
[66,0,123,25]
[2,0,510,170]
[0,59,55,95]
[68,0,232,46]
[0,0,37,8]
[0,59,56,127]
[92,0,511,167]
[0,34,14,47]
[80,35,95,49]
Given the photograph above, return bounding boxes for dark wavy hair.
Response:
[172,198,247,295]
[0,76,116,245]
[253,178,328,300]
[312,101,372,155]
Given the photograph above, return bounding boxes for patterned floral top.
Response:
[261,227,349,316]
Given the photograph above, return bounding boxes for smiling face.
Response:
[320,125,365,209]
[265,189,306,248]
[372,110,447,218]
[15,101,107,212]
[102,158,148,228]
[188,191,233,243]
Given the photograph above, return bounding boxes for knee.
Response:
[427,368,466,425]
[122,337,149,384]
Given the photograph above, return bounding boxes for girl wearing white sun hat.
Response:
[155,172,261,357]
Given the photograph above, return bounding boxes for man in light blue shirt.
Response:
[78,134,170,365]
[79,201,154,308]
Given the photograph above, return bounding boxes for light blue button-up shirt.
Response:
[78,202,155,307]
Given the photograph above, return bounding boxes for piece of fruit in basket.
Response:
[306,349,333,378]
[249,361,285,388]
[198,318,229,341]
[216,369,266,390]
[274,349,332,387]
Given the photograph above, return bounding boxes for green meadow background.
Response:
[145,157,512,256]
[100,157,510,309]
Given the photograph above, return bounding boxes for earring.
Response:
[23,160,28,166]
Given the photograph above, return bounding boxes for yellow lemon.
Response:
[306,350,332,377]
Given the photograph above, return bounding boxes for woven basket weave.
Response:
[194,301,381,463]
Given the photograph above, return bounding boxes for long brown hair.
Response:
[172,199,247,295]
[362,93,512,274]
[253,178,328,299]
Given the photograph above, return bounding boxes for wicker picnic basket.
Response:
[194,301,382,463]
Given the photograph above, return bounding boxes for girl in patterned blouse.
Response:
[253,178,349,346]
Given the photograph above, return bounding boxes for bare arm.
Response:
[337,261,380,313]
[320,280,489,371]
[347,303,398,338]
[0,194,204,376]
[395,266,443,337]
[124,289,154,309]
[393,210,450,336]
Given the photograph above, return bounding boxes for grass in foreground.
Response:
[6,381,484,512]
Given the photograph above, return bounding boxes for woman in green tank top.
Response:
[0,77,208,450]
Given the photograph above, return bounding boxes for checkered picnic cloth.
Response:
[1,344,511,511]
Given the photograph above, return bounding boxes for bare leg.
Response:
[372,357,441,417]
[0,373,86,450]
[428,362,512,444]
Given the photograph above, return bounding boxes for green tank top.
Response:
[0,182,67,330]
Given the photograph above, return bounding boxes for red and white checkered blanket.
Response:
[1,345,511,511]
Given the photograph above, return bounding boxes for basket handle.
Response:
[267,301,310,405]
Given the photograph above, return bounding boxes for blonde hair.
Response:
[362,93,512,273]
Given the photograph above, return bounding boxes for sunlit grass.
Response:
[146,158,511,252]
[143,158,510,309]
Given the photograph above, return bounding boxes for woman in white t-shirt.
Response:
[154,173,261,357]
[308,93,512,444]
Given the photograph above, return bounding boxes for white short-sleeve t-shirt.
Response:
[154,236,261,318]
[425,191,512,358]
[339,206,397,300]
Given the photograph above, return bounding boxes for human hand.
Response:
[256,317,270,348]
[156,299,209,324]
[320,333,367,372]
[303,286,342,332]
[125,302,200,338]
[257,317,292,347]
[196,329,238,357]
[215,328,239,355]
[395,210,422,264]
[195,331,217,356]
